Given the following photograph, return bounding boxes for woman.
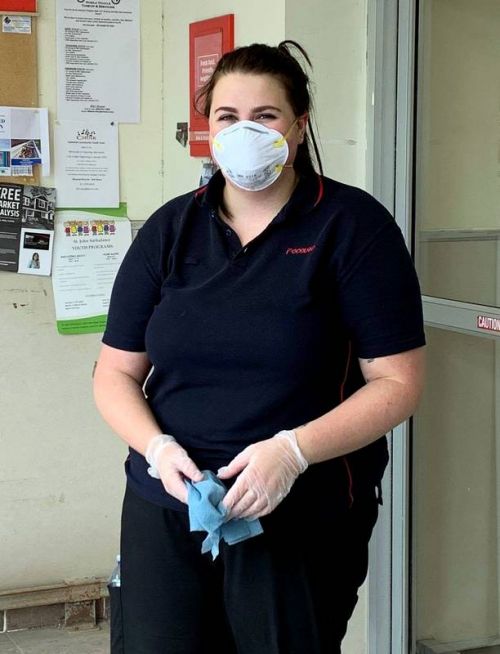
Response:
[28,252,40,269]
[94,41,425,654]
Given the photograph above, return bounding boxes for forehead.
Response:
[211,72,291,111]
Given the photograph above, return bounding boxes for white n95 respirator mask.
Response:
[211,120,293,192]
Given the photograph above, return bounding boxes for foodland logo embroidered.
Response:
[285,245,316,255]
[477,314,500,333]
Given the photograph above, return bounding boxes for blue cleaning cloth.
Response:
[185,470,263,560]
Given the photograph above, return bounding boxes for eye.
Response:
[217,114,237,122]
[254,113,277,121]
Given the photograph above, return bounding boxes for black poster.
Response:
[0,183,23,272]
[0,183,56,275]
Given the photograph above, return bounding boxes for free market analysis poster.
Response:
[51,206,131,335]
[0,183,56,276]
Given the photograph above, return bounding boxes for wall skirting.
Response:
[0,580,109,633]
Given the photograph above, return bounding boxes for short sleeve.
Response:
[102,227,162,352]
[337,218,426,359]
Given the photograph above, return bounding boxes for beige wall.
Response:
[286,0,368,188]
[1,1,370,651]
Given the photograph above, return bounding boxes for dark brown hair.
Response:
[195,40,323,176]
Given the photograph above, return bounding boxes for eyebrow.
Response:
[214,105,282,114]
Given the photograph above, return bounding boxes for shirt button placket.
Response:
[224,228,237,257]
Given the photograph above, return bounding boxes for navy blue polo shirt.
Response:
[102,171,425,511]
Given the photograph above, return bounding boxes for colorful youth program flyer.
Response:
[51,205,131,335]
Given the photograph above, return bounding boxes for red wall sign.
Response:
[189,14,234,157]
[477,314,500,333]
[0,0,37,13]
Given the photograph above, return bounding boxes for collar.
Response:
[194,169,324,220]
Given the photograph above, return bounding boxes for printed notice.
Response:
[51,206,131,334]
[54,119,119,208]
[0,107,50,176]
[56,0,140,123]
[2,16,32,34]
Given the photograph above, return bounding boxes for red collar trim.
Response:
[195,184,208,198]
[313,175,324,208]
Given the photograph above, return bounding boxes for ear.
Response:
[296,112,309,143]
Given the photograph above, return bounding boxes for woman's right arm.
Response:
[93,343,203,501]
[93,343,161,456]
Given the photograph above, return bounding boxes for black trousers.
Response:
[116,465,379,654]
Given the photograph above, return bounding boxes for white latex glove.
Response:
[217,430,309,520]
[145,434,203,504]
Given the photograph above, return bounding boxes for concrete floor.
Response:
[0,623,109,653]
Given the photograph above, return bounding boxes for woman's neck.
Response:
[221,168,299,225]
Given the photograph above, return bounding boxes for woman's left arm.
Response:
[294,345,426,464]
[220,346,425,519]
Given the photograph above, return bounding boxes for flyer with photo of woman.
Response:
[0,183,56,276]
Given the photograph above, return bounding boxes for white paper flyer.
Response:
[56,0,140,123]
[51,206,131,335]
[54,119,119,208]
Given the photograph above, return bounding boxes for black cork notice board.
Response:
[0,16,40,185]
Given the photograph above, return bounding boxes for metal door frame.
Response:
[367,1,500,652]
[366,1,417,652]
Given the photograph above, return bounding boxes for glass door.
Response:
[412,1,500,652]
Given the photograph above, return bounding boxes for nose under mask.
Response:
[211,120,295,191]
